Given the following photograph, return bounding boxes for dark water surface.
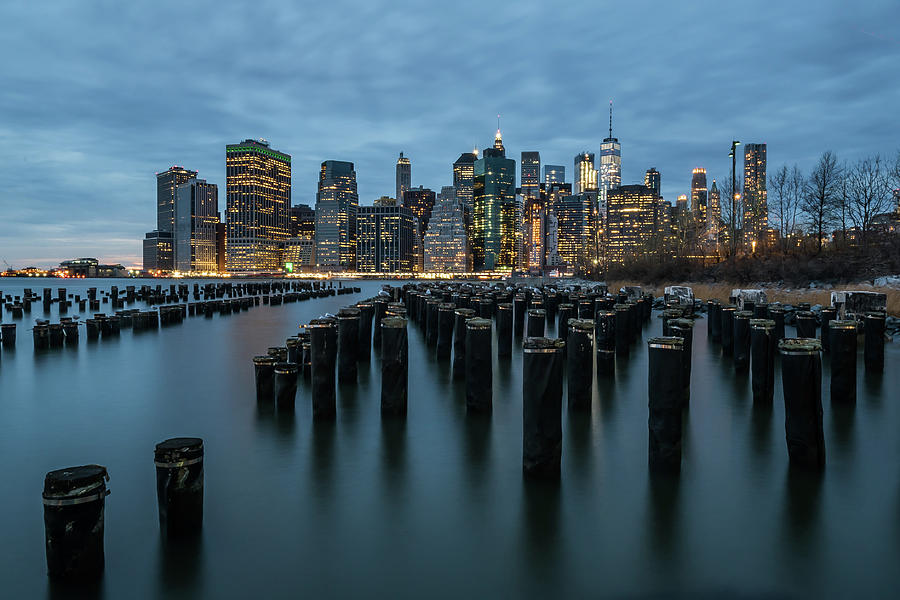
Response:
[1,278,899,598]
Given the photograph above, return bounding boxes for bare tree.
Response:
[768,164,804,253]
[846,154,893,249]
[718,174,738,257]
[802,151,841,253]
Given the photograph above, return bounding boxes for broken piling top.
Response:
[664,286,694,306]
[750,318,776,330]
[731,289,768,312]
[252,355,276,367]
[154,438,204,465]
[621,286,643,301]
[43,465,109,502]
[466,317,492,330]
[523,337,566,352]
[647,336,684,350]
[778,338,822,355]
[671,318,694,329]
[828,319,859,331]
[567,318,594,332]
[831,290,887,318]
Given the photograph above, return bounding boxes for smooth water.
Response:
[1,279,898,599]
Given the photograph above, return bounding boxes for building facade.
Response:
[645,168,661,198]
[599,105,622,219]
[424,191,471,272]
[157,166,197,234]
[356,201,415,272]
[315,160,359,270]
[606,185,657,263]
[554,193,594,271]
[174,178,219,272]
[574,152,598,195]
[396,152,411,205]
[742,143,767,248]
[520,151,541,199]
[290,204,316,239]
[691,167,708,228]
[543,165,565,186]
[143,230,173,271]
[473,130,517,270]
[225,139,291,271]
[522,196,545,271]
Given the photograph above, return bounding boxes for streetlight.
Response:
[728,140,741,256]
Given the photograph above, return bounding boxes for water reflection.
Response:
[463,413,491,489]
[380,417,407,498]
[750,402,774,468]
[520,477,561,577]
[566,411,591,481]
[310,421,337,509]
[830,401,856,457]
[646,472,681,558]
[157,534,204,596]
[781,467,823,553]
[46,577,105,600]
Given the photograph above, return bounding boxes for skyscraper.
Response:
[742,143,767,247]
[174,178,219,272]
[225,139,291,271]
[606,185,657,263]
[574,153,598,195]
[543,165,565,185]
[315,160,359,270]
[453,150,476,209]
[143,230,173,272]
[289,204,316,239]
[708,180,722,249]
[554,193,594,271]
[357,200,415,273]
[522,196,545,271]
[424,189,471,272]
[473,129,517,270]
[599,102,622,219]
[521,152,541,199]
[691,168,708,226]
[396,152,411,205]
[157,166,198,234]
[402,186,436,237]
[644,168,661,198]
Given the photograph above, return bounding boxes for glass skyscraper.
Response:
[396,152,411,205]
[644,168,661,198]
[473,131,517,270]
[573,152,598,195]
[599,103,621,219]
[225,139,291,272]
[606,185,657,263]
[157,166,198,234]
[357,200,415,273]
[691,167,708,226]
[543,165,565,185]
[174,178,218,272]
[520,151,541,199]
[315,160,359,271]
[742,143,767,247]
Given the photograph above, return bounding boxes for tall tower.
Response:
[543,165,565,185]
[742,143,767,248]
[644,167,661,198]
[157,166,198,233]
[520,152,541,199]
[599,101,622,219]
[473,128,516,270]
[315,160,359,271]
[708,179,721,248]
[691,168,708,226]
[396,152,411,204]
[573,152,598,194]
[225,139,291,271]
[453,150,476,210]
[174,178,218,272]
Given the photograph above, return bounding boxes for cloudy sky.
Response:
[0,0,897,268]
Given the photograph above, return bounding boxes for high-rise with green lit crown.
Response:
[225,139,291,272]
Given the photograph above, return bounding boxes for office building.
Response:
[396,152,411,205]
[599,103,622,218]
[521,152,541,199]
[574,152,598,195]
[554,194,594,270]
[543,165,565,186]
[522,196,545,271]
[742,143,767,247]
[402,186,436,237]
[143,230,173,271]
[691,168,708,227]
[216,221,226,273]
[157,166,197,234]
[290,204,316,239]
[225,139,291,271]
[645,168,661,198]
[453,150,477,211]
[315,160,359,270]
[424,190,471,272]
[473,129,517,270]
[283,238,315,271]
[606,185,657,263]
[708,180,722,248]
[356,202,415,273]
[545,209,562,267]
[174,178,219,272]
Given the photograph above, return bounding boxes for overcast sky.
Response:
[1,0,897,268]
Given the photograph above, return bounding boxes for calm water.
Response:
[1,278,898,599]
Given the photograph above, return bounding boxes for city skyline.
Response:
[1,1,898,267]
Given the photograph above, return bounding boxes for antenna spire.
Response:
[608,100,613,139]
